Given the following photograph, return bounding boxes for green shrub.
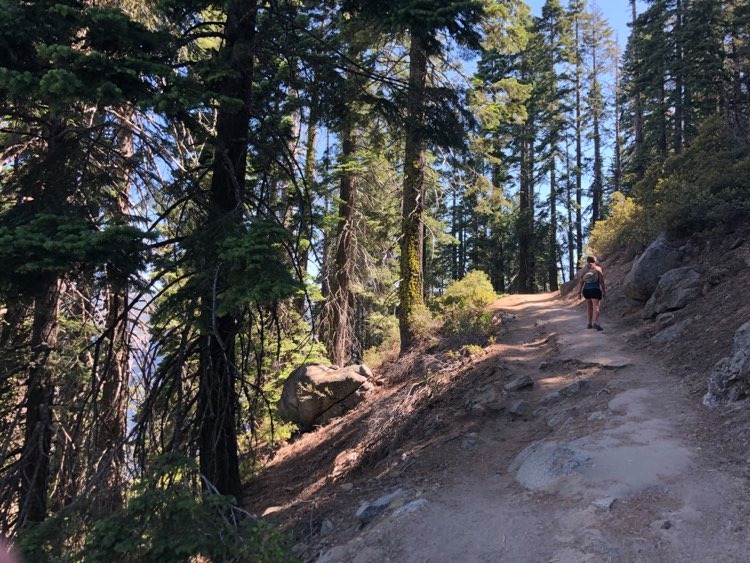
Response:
[363,312,400,367]
[437,270,498,342]
[20,454,294,563]
[85,455,293,563]
[634,116,750,234]
[589,191,654,256]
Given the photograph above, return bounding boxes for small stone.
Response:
[320,519,334,536]
[291,542,308,558]
[340,482,354,492]
[462,437,478,450]
[655,312,676,328]
[504,375,534,392]
[510,400,532,417]
[539,361,550,370]
[547,407,578,428]
[558,379,590,398]
[356,489,407,525]
[588,411,604,422]
[466,384,503,410]
[593,497,617,511]
[317,546,348,563]
[661,520,672,530]
[393,499,428,517]
[540,391,561,405]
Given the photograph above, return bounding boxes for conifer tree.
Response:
[581,3,615,224]
[344,0,483,351]
[0,0,167,530]
[536,0,572,290]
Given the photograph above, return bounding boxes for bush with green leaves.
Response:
[634,116,750,235]
[588,191,654,256]
[436,270,498,343]
[19,454,294,563]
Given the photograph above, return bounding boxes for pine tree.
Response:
[344,0,484,351]
[582,2,616,224]
[536,0,572,291]
[0,0,167,530]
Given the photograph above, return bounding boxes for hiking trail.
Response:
[317,292,750,563]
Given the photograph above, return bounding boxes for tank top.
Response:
[582,267,600,286]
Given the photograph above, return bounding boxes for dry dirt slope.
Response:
[250,291,750,563]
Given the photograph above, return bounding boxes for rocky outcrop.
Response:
[703,321,750,406]
[623,232,684,302]
[642,267,703,318]
[278,364,373,430]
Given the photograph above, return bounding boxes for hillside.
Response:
[247,228,750,563]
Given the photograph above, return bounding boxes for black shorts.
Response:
[582,287,602,300]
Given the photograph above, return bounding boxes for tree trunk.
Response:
[89,113,135,517]
[613,56,623,194]
[574,12,584,267]
[673,0,684,153]
[518,129,532,294]
[451,190,460,280]
[548,154,558,291]
[592,52,603,224]
[592,103,602,222]
[564,137,575,278]
[301,105,317,277]
[198,0,257,502]
[399,30,428,353]
[630,0,645,180]
[18,117,68,529]
[328,116,357,366]
[295,105,317,318]
[18,277,61,528]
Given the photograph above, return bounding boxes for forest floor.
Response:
[249,274,750,562]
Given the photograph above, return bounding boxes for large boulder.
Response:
[623,233,684,302]
[641,267,703,319]
[703,321,750,406]
[278,364,373,430]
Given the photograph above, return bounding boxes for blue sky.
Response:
[525,0,640,47]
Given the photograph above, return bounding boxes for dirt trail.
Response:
[320,293,750,562]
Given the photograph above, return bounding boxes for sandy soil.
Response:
[309,292,750,562]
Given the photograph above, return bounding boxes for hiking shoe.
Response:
[593,323,603,331]
[587,323,593,329]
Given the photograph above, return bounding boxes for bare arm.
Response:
[577,272,584,298]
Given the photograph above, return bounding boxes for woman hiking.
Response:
[578,255,606,330]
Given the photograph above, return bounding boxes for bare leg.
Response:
[592,299,601,323]
[586,299,594,325]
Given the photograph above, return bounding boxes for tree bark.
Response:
[198,0,257,502]
[548,155,558,291]
[673,0,684,153]
[518,129,532,293]
[328,116,357,366]
[574,11,584,267]
[399,30,428,353]
[614,54,623,194]
[18,277,61,528]
[88,112,135,517]
[630,0,645,180]
[18,117,68,529]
